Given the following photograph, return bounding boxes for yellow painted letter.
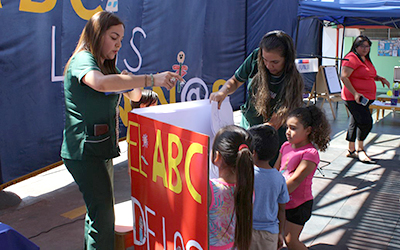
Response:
[70,0,103,20]
[152,129,168,188]
[19,0,56,13]
[168,133,182,194]
[185,143,202,204]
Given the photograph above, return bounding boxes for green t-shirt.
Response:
[61,51,120,160]
[234,48,285,129]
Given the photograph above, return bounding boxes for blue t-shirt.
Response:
[253,166,289,234]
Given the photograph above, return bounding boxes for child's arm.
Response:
[277,203,286,250]
[286,159,316,194]
[273,152,282,170]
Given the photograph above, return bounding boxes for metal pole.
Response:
[339,25,346,79]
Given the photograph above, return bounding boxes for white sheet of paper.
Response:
[211,96,234,136]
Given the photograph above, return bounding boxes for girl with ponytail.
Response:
[209,125,254,250]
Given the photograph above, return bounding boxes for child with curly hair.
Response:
[274,105,331,249]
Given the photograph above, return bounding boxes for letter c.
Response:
[70,0,103,20]
[185,143,203,204]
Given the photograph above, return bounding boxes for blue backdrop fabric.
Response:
[0,0,302,184]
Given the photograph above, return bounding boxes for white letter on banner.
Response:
[123,27,146,73]
[174,231,185,250]
[186,240,203,250]
[132,197,146,246]
[145,205,156,250]
[163,217,166,250]
[51,26,64,82]
[180,77,209,102]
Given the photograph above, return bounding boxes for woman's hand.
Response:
[375,75,391,88]
[209,90,228,109]
[152,72,183,90]
[210,76,243,109]
[381,78,390,88]
[354,92,363,105]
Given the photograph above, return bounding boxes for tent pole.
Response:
[336,28,339,69]
[339,26,346,78]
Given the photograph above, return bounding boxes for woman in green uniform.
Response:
[210,30,304,165]
[61,11,182,250]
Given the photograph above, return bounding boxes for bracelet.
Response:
[150,73,154,87]
[144,75,148,87]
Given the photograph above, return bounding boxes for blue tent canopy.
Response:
[298,0,400,28]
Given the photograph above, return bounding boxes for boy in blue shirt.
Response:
[248,124,290,250]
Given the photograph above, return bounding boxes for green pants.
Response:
[63,158,115,250]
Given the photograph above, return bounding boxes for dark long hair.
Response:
[131,89,159,108]
[288,106,331,151]
[349,35,372,63]
[252,30,304,121]
[64,11,124,75]
[212,125,254,250]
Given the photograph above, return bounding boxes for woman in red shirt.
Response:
[340,35,390,163]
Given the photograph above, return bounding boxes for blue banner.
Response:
[0,0,300,184]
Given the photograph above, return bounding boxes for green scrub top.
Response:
[234,48,285,129]
[61,51,120,160]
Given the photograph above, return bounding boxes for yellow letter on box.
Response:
[152,129,168,188]
[168,133,183,194]
[185,143,202,204]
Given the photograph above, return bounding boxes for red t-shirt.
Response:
[341,52,377,101]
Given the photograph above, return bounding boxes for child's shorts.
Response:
[286,199,313,226]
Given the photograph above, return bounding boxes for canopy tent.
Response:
[296,0,400,85]
[298,0,400,28]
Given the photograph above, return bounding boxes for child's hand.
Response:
[277,234,284,250]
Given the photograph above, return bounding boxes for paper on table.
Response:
[372,100,386,106]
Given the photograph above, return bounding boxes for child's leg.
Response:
[284,220,308,250]
[284,200,313,250]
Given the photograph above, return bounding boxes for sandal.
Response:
[346,150,358,158]
[357,150,376,164]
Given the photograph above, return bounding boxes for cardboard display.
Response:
[128,112,209,250]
